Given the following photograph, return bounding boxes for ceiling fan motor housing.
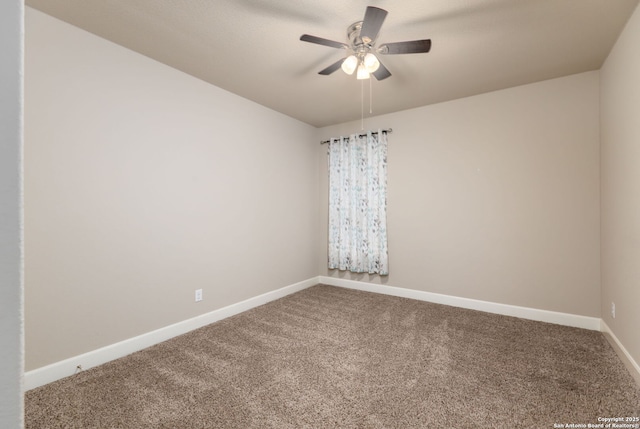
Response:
[348,21,372,55]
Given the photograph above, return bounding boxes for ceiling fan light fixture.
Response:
[341,55,358,75]
[363,53,380,73]
[356,63,370,80]
[300,6,433,81]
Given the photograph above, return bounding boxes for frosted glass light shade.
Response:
[363,53,380,73]
[356,64,370,80]
[341,55,358,75]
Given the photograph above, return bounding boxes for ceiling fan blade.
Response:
[318,58,346,75]
[300,34,347,49]
[378,39,432,55]
[360,6,388,44]
[372,61,391,81]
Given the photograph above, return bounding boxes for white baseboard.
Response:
[319,276,602,331]
[24,277,320,391]
[600,321,640,386]
[27,276,635,391]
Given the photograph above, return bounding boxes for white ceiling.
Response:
[26,0,639,128]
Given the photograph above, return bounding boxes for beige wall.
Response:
[1,1,24,426]
[600,4,640,367]
[24,8,319,370]
[318,71,601,317]
[25,4,635,377]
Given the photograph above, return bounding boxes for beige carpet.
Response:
[26,285,640,428]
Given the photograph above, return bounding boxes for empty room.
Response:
[2,0,640,427]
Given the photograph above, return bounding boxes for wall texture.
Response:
[0,0,24,427]
[318,72,601,318]
[600,3,640,369]
[25,8,319,370]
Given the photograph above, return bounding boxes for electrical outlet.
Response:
[611,302,616,319]
[195,289,203,302]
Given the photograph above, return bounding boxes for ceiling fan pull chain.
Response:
[369,77,373,114]
[361,78,365,131]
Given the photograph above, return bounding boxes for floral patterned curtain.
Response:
[327,130,388,275]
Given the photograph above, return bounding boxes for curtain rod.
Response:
[320,128,393,145]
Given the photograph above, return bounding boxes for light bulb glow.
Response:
[363,53,380,73]
[356,64,370,80]
[341,55,358,75]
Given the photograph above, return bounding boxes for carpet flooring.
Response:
[25,285,640,428]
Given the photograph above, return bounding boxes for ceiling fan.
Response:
[300,6,432,81]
